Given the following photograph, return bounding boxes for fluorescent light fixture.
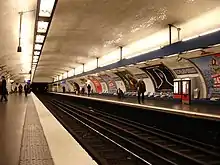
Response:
[128,64,135,67]
[34,51,40,56]
[138,61,146,64]
[33,56,39,61]
[199,28,220,36]
[166,53,179,58]
[182,35,199,42]
[35,35,45,43]
[37,21,49,33]
[33,58,38,63]
[187,48,202,53]
[35,44,42,50]
[150,58,160,61]
[212,43,220,47]
[146,46,160,53]
[39,0,56,17]
[125,46,160,59]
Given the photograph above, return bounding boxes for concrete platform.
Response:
[0,93,98,165]
[0,95,28,165]
[52,92,220,121]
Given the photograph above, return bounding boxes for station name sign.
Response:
[174,67,198,75]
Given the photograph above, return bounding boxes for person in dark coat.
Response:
[117,88,124,99]
[18,84,23,95]
[1,76,8,102]
[62,86,66,93]
[24,84,29,97]
[137,79,146,104]
[87,84,91,96]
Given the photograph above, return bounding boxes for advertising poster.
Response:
[93,76,109,93]
[115,70,138,92]
[79,78,87,85]
[68,80,80,92]
[101,82,108,92]
[99,74,117,93]
[141,64,175,92]
[88,76,102,93]
[190,54,220,98]
[135,73,149,80]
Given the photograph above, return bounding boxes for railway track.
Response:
[38,95,220,165]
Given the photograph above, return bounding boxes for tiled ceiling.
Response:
[35,0,220,78]
[0,0,37,81]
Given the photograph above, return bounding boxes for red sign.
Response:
[88,77,102,93]
[212,74,220,88]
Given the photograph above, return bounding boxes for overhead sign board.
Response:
[173,67,198,75]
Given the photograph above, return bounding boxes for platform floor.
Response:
[0,94,98,165]
[0,95,28,165]
[53,92,220,120]
[93,95,220,116]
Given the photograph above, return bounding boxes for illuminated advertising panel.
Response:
[141,64,175,92]
[99,74,117,93]
[88,76,102,93]
[115,70,138,92]
[191,54,220,98]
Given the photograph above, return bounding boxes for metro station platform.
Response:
[0,94,97,165]
[52,92,220,121]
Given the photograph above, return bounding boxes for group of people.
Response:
[62,84,92,96]
[117,79,146,104]
[62,80,146,103]
[0,76,31,102]
[77,84,92,96]
[14,84,30,96]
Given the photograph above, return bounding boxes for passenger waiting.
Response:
[117,88,124,99]
[137,79,146,104]
[24,84,29,97]
[87,84,91,96]
[18,84,23,95]
[62,86,66,93]
[81,87,85,94]
[0,76,8,102]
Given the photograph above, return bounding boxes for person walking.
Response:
[0,76,8,102]
[137,79,146,104]
[87,84,91,96]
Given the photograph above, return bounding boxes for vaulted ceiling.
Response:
[0,0,37,81]
[1,0,219,82]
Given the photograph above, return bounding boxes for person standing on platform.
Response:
[117,88,124,100]
[81,87,85,94]
[62,86,65,93]
[0,76,8,102]
[18,84,23,95]
[14,85,17,93]
[137,79,146,104]
[24,84,28,97]
[87,84,91,96]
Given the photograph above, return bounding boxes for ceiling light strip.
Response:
[31,0,58,82]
